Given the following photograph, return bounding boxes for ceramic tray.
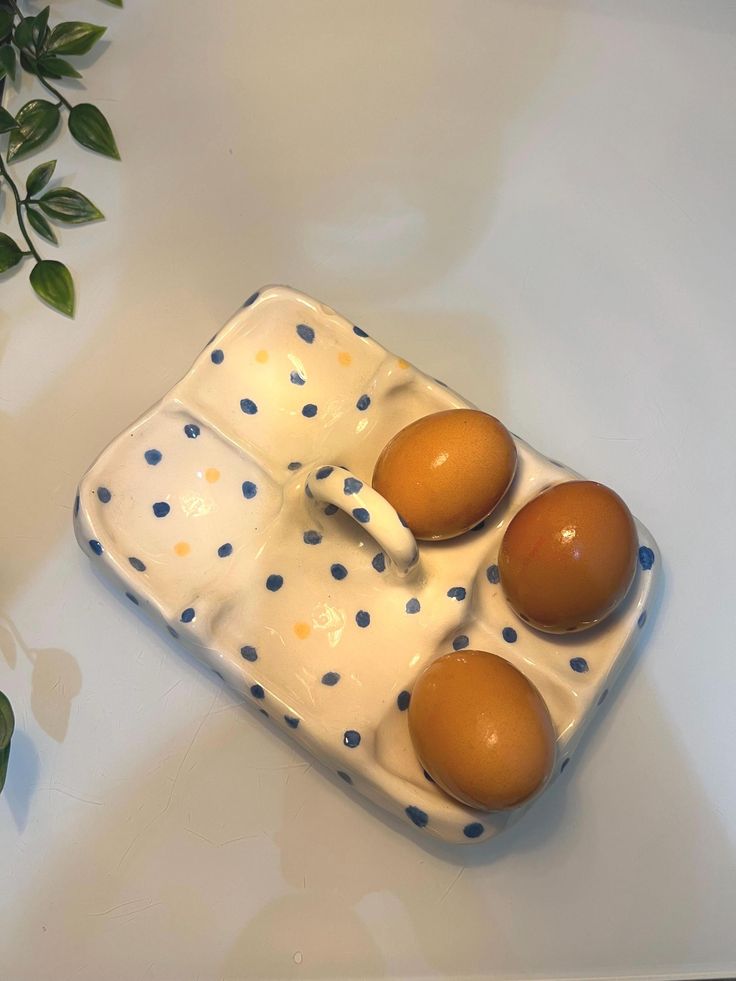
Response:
[74,286,659,844]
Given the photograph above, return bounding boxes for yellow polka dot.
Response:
[205,467,220,483]
[174,542,191,557]
[255,349,269,364]
[338,351,352,366]
[398,358,410,369]
[294,622,311,639]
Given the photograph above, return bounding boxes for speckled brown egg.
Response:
[408,650,556,811]
[372,409,516,540]
[499,480,638,633]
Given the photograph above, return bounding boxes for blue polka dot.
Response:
[180,607,195,623]
[89,539,103,555]
[259,709,269,718]
[316,466,333,479]
[128,556,146,572]
[405,598,421,614]
[447,586,467,601]
[145,449,162,466]
[287,461,302,471]
[305,484,313,499]
[405,806,428,828]
[570,656,589,673]
[355,610,370,628]
[240,398,258,415]
[324,504,338,515]
[372,552,385,573]
[331,563,348,580]
[152,501,170,518]
[397,513,409,528]
[266,574,283,592]
[218,543,233,557]
[561,757,570,772]
[337,770,353,784]
[167,625,178,639]
[241,645,258,662]
[597,688,609,706]
[486,564,500,584]
[423,769,434,784]
[321,671,340,686]
[453,635,469,650]
[397,690,411,711]
[125,592,139,605]
[638,609,647,628]
[250,684,265,700]
[463,822,484,839]
[356,394,371,411]
[243,291,259,307]
[210,348,224,364]
[73,494,80,517]
[353,325,368,338]
[303,530,322,545]
[290,370,305,386]
[296,323,315,344]
[353,507,370,523]
[344,730,361,748]
[502,626,517,643]
[285,715,300,729]
[302,403,318,418]
[98,486,111,503]
[344,477,363,495]
[184,423,200,439]
[639,545,655,570]
[242,480,258,499]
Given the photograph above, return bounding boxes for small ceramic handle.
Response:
[306,466,419,577]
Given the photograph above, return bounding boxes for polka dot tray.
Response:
[74,285,660,844]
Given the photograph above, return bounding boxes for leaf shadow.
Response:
[29,646,83,742]
[2,727,40,833]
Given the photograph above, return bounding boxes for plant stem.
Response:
[38,76,73,110]
[0,151,41,262]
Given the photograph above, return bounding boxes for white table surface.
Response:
[2,2,735,979]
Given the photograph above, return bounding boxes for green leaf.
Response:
[33,6,51,50]
[27,207,58,245]
[38,54,82,79]
[0,691,14,753]
[30,260,75,316]
[26,159,56,196]
[14,17,33,49]
[0,233,24,273]
[68,103,119,159]
[0,743,9,794]
[39,187,104,224]
[7,99,61,161]
[0,10,14,39]
[0,691,15,794]
[0,105,17,133]
[19,49,38,75]
[47,21,106,56]
[0,44,17,81]
[105,0,123,6]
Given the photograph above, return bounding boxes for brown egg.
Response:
[409,650,555,811]
[372,409,516,540]
[499,480,638,632]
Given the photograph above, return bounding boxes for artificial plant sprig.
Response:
[0,0,120,317]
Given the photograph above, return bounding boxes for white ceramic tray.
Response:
[74,286,659,844]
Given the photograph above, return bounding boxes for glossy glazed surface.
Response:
[409,650,556,810]
[499,481,638,632]
[372,410,517,541]
[74,286,659,844]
